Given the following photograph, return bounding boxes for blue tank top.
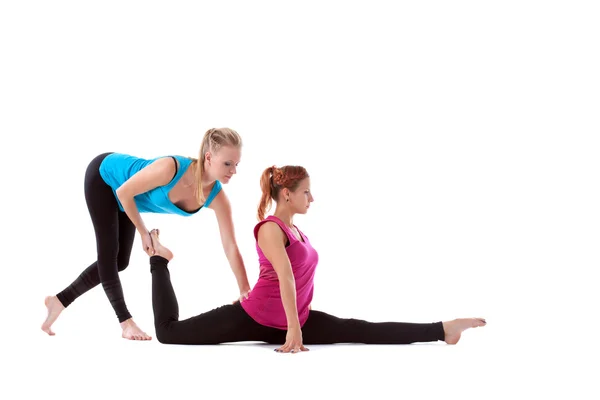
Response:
[99,153,222,216]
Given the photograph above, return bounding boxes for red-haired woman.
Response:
[146,165,486,352]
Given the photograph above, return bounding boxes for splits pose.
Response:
[146,165,486,352]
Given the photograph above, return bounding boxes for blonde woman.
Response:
[41,128,250,340]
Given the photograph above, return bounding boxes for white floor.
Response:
[8,331,596,399]
[4,289,595,400]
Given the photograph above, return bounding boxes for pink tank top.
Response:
[241,215,319,329]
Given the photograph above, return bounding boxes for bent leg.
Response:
[150,256,282,345]
[57,151,133,323]
[55,153,115,308]
[43,153,134,336]
[301,310,445,345]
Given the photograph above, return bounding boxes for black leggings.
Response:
[150,256,445,345]
[56,152,136,323]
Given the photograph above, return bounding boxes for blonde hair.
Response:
[191,128,242,203]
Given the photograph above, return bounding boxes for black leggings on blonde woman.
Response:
[150,256,445,345]
[56,152,135,323]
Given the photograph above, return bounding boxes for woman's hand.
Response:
[275,325,309,354]
[141,231,155,256]
[238,289,250,303]
[232,289,251,304]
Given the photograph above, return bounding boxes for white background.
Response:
[1,1,598,399]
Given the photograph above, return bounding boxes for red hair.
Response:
[257,165,309,220]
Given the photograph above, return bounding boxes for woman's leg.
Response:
[149,230,284,345]
[301,310,486,345]
[42,153,146,339]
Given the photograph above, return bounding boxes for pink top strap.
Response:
[253,215,300,246]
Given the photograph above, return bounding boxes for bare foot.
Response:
[149,229,173,261]
[443,318,487,345]
[41,296,65,336]
[120,318,152,341]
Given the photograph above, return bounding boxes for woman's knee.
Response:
[155,324,176,344]
[117,258,130,272]
[155,323,210,345]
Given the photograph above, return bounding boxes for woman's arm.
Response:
[257,221,300,329]
[209,190,251,297]
[116,157,175,253]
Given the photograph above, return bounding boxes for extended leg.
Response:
[301,310,485,345]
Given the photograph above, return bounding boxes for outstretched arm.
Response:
[258,222,308,353]
[209,190,251,298]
